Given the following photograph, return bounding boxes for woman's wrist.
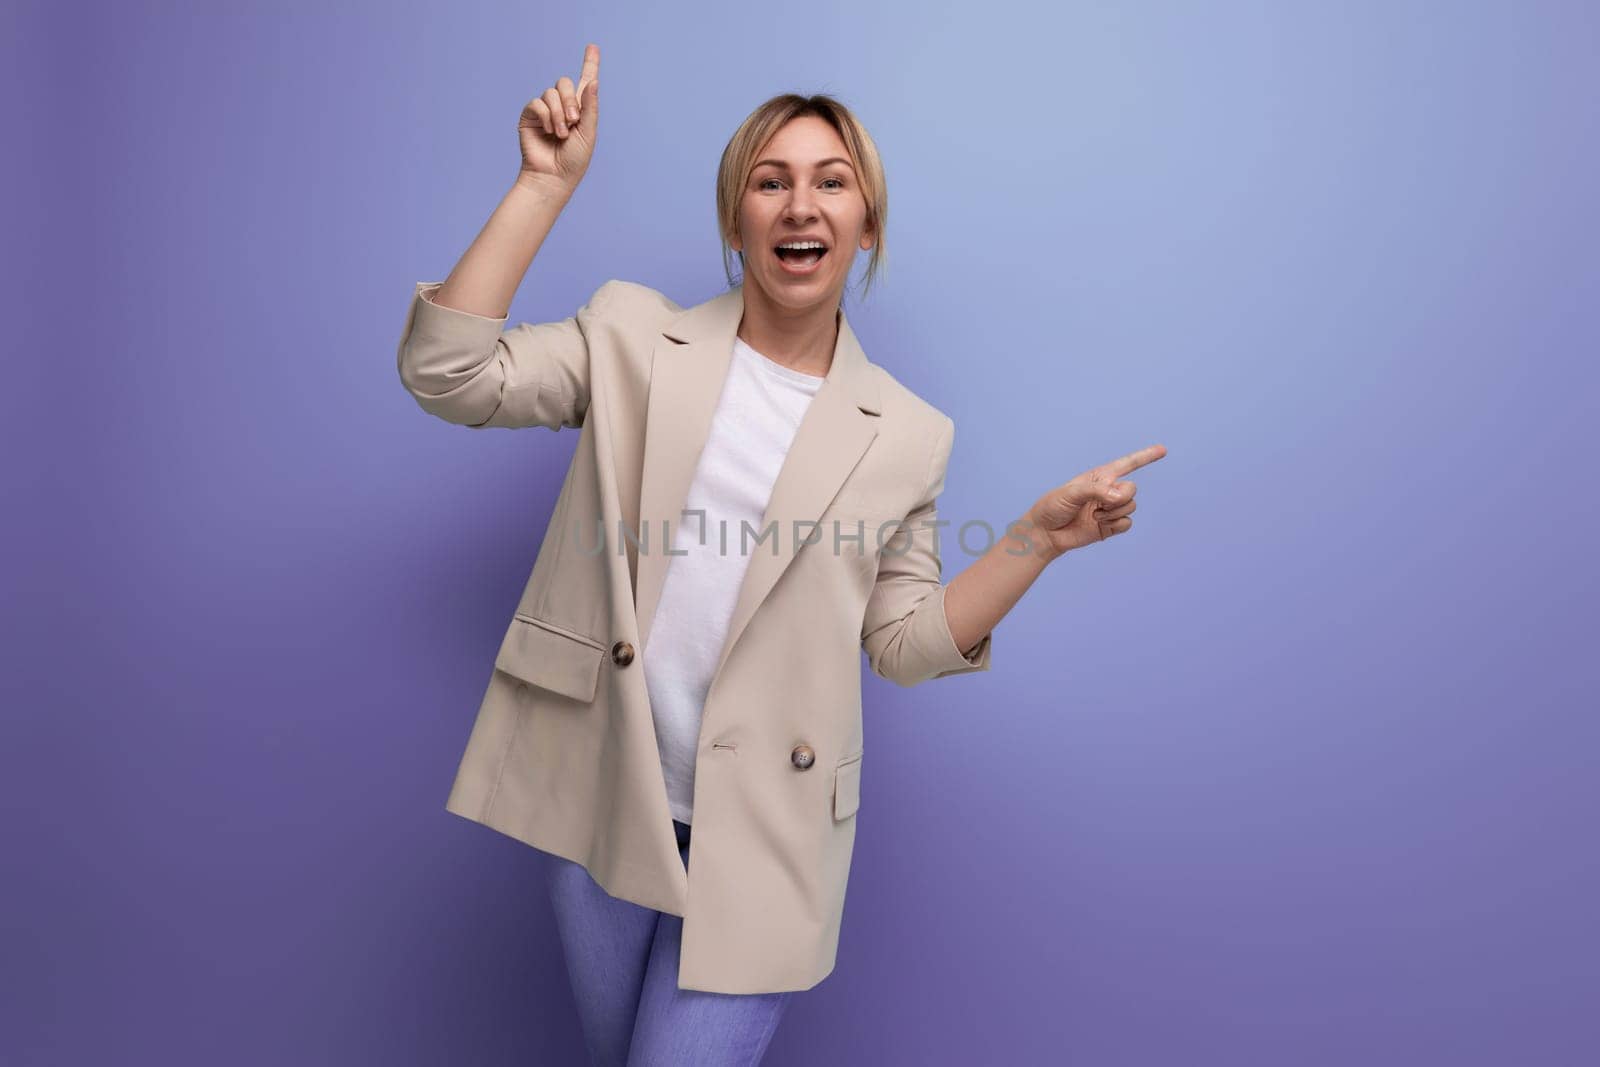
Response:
[1008,511,1064,566]
[513,169,580,202]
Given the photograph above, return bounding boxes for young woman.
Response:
[400,42,1165,1067]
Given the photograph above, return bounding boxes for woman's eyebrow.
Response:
[753,157,855,171]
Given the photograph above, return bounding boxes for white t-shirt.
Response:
[642,335,826,824]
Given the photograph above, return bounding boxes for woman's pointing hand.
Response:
[1022,444,1167,562]
[517,43,600,194]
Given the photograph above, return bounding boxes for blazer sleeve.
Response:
[395,279,621,430]
[860,415,994,687]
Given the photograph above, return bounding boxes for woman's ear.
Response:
[729,227,743,254]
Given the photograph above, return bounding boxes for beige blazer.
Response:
[396,277,993,994]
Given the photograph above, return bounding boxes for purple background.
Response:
[7,1,1597,1063]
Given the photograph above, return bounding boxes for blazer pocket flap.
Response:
[833,753,863,821]
[493,615,605,703]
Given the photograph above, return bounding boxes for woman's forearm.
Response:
[430,174,576,319]
[941,516,1056,656]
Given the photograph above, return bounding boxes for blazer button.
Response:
[611,640,635,667]
[791,744,815,770]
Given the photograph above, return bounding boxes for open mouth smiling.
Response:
[773,239,830,272]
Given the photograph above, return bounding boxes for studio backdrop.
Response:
[5,1,1596,1064]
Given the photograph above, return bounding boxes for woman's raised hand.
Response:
[1022,444,1168,562]
[517,43,600,194]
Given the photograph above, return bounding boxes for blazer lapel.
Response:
[633,284,882,684]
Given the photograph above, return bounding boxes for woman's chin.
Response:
[758,262,842,302]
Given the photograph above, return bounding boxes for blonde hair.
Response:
[715,93,888,300]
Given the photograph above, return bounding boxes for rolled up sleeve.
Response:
[395,279,619,430]
[860,416,993,687]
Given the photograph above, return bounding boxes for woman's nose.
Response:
[783,191,817,224]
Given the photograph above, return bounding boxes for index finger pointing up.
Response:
[576,43,600,93]
[1105,443,1168,476]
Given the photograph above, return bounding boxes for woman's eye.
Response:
[757,177,845,191]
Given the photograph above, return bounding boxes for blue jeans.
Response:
[546,818,794,1066]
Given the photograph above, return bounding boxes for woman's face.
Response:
[731,115,875,312]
